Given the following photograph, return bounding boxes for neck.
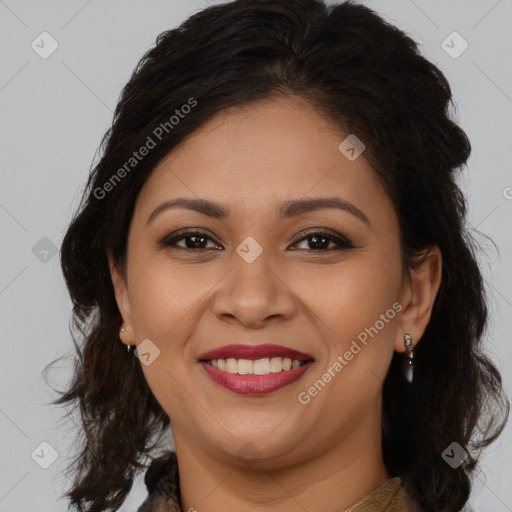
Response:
[172,414,391,511]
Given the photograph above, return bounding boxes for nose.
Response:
[212,252,297,329]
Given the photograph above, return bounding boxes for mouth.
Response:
[198,344,315,395]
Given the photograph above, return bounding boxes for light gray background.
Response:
[1,0,511,511]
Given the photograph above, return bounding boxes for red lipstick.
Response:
[201,361,313,395]
[198,344,314,395]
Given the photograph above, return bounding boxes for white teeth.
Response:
[253,358,270,375]
[207,356,309,375]
[226,358,238,373]
[270,357,282,372]
[237,359,253,374]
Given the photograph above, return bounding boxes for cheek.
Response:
[302,251,402,411]
[128,262,201,418]
[129,276,180,340]
[303,254,402,341]
[126,253,208,342]
[323,254,402,396]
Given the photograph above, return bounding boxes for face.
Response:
[111,95,441,469]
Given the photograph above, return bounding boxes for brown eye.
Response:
[290,231,354,251]
[160,230,222,250]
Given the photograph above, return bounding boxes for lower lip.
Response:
[200,361,314,395]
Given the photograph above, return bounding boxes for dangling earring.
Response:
[120,326,133,354]
[403,333,415,383]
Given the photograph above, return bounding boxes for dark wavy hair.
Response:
[44,0,509,511]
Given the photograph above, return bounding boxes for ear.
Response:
[394,245,443,353]
[107,250,135,347]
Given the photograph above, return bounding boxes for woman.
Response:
[48,0,509,511]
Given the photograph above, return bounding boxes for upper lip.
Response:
[198,344,314,361]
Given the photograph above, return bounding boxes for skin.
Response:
[109,95,442,511]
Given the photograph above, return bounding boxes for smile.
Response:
[198,344,315,395]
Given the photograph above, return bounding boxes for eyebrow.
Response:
[146,197,370,226]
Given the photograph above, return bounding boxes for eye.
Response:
[160,230,222,250]
[290,230,355,251]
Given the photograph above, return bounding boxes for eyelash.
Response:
[159,229,355,252]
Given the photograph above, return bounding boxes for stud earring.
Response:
[403,333,415,383]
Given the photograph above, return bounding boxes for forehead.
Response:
[134,95,393,223]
